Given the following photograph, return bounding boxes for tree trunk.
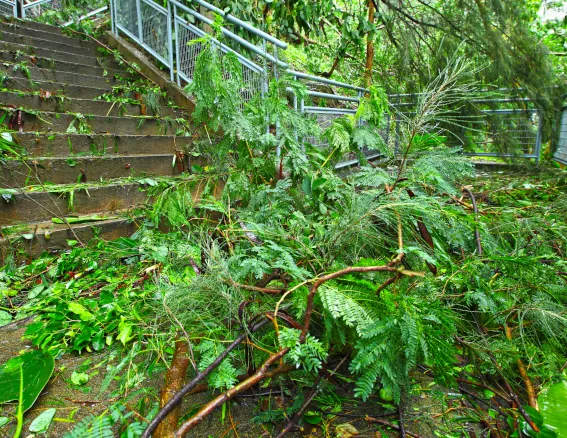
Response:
[365,0,376,88]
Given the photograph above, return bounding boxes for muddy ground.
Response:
[0,320,458,438]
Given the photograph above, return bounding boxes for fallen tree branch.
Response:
[154,339,191,438]
[228,280,286,294]
[141,317,269,438]
[174,348,291,437]
[463,187,483,256]
[505,325,538,410]
[365,416,424,438]
[301,264,424,341]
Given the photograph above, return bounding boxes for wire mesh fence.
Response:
[107,0,551,166]
[21,0,58,19]
[0,0,16,17]
[554,107,567,165]
[175,18,265,105]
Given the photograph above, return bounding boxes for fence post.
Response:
[535,109,543,166]
[20,0,25,18]
[167,0,174,82]
[109,0,115,34]
[173,3,181,86]
[394,114,401,157]
[136,0,143,42]
[274,45,281,165]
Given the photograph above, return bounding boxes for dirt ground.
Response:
[0,320,457,438]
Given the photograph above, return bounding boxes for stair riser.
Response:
[13,133,180,157]
[0,22,100,51]
[3,64,125,90]
[0,30,101,57]
[0,93,175,118]
[1,184,149,226]
[0,51,131,79]
[1,155,187,186]
[0,41,118,69]
[0,17,76,36]
[0,110,181,135]
[3,79,110,99]
[0,219,139,262]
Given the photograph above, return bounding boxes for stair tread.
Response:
[0,40,111,66]
[1,106,173,121]
[1,60,127,82]
[15,153,178,160]
[0,29,102,57]
[0,50,129,77]
[0,22,100,50]
[2,210,137,235]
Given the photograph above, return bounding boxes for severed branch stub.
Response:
[154,339,191,438]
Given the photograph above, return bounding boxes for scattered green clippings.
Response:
[70,371,89,386]
[29,408,56,434]
[51,215,114,224]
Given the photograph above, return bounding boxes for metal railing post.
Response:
[21,0,25,18]
[13,0,17,17]
[173,4,181,86]
[109,0,116,34]
[167,0,174,82]
[136,0,143,41]
[274,46,281,164]
[535,109,543,166]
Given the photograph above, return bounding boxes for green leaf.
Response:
[29,408,56,433]
[0,310,12,327]
[302,176,312,196]
[70,371,89,386]
[117,320,133,345]
[302,411,323,425]
[312,177,327,190]
[0,350,55,411]
[92,330,105,351]
[0,417,9,428]
[523,405,544,428]
[68,302,94,321]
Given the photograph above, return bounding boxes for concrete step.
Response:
[1,181,150,226]
[0,109,184,135]
[1,78,111,100]
[0,40,119,69]
[0,29,102,57]
[0,16,75,36]
[0,91,176,118]
[12,133,182,157]
[2,62,126,90]
[0,213,139,261]
[0,21,101,51]
[1,153,186,186]
[0,50,131,79]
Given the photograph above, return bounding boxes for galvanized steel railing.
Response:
[0,0,59,19]
[1,0,551,165]
[555,100,567,166]
[0,0,17,17]
[108,0,548,166]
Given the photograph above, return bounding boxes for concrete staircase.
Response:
[0,18,195,261]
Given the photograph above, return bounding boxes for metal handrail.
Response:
[189,0,287,49]
[21,0,52,18]
[289,70,367,93]
[62,6,108,28]
[107,0,546,166]
[171,0,287,68]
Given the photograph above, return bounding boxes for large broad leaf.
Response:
[0,350,54,411]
